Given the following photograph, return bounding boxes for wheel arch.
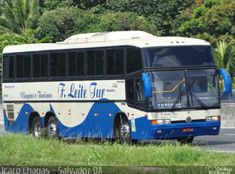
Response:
[44,111,56,127]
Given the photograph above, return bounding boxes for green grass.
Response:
[0,134,235,167]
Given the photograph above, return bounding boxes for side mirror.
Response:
[219,68,232,95]
[142,72,152,97]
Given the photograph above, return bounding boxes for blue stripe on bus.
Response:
[3,103,220,140]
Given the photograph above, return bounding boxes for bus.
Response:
[2,31,232,143]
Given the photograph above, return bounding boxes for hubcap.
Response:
[48,123,57,137]
[120,124,130,138]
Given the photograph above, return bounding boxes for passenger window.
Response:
[33,53,48,78]
[3,55,15,80]
[16,55,24,78]
[50,52,65,77]
[87,50,104,76]
[106,48,124,75]
[68,51,84,76]
[126,48,142,74]
[9,56,14,79]
[16,54,31,78]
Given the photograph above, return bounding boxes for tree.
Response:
[36,8,160,42]
[0,0,41,34]
[214,41,235,78]
[177,1,235,45]
[98,0,194,35]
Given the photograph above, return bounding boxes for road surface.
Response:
[0,123,234,153]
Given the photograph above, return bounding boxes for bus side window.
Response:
[3,55,14,80]
[96,50,104,75]
[126,78,134,105]
[87,50,104,76]
[50,52,65,77]
[106,48,124,75]
[126,48,142,74]
[16,55,24,78]
[33,53,48,78]
[16,54,31,79]
[68,51,85,77]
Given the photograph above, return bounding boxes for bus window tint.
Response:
[126,78,134,105]
[127,48,142,74]
[33,53,48,78]
[106,49,124,75]
[68,51,84,76]
[77,52,84,76]
[96,50,104,75]
[4,56,15,79]
[87,50,104,76]
[16,55,24,78]
[50,52,65,77]
[16,54,31,78]
[41,54,48,77]
[24,54,31,78]
[87,50,95,76]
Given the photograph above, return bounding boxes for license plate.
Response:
[182,128,194,132]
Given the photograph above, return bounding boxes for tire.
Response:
[46,116,59,139]
[177,136,194,144]
[32,117,43,138]
[115,115,131,144]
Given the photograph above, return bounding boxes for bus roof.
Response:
[3,31,210,54]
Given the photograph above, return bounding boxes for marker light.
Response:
[206,116,221,121]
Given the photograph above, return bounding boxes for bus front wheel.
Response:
[177,136,194,144]
[46,116,59,139]
[32,117,43,138]
[115,115,131,144]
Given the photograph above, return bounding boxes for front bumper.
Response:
[152,121,220,139]
[132,117,220,140]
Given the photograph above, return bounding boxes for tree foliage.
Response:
[98,0,195,35]
[0,0,42,34]
[36,8,159,42]
[177,1,235,45]
[214,41,235,77]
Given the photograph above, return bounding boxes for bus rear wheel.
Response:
[115,115,131,144]
[32,117,43,138]
[177,136,194,144]
[46,116,59,139]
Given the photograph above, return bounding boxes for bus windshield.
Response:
[144,46,214,67]
[148,69,220,110]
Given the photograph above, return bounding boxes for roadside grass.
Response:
[0,134,235,167]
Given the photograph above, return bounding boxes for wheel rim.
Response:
[34,121,42,137]
[47,122,57,137]
[120,123,130,139]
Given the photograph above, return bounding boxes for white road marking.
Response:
[224,134,235,136]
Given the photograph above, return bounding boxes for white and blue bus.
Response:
[2,31,232,143]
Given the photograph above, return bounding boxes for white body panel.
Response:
[2,80,125,101]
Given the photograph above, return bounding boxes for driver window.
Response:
[136,79,145,102]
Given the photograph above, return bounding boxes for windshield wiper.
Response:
[186,79,208,109]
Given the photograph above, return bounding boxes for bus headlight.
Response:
[151,119,171,125]
[206,116,221,121]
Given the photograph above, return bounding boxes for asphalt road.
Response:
[0,124,234,152]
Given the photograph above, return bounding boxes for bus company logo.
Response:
[186,116,192,123]
[58,82,105,99]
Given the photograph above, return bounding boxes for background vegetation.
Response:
[0,0,235,86]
